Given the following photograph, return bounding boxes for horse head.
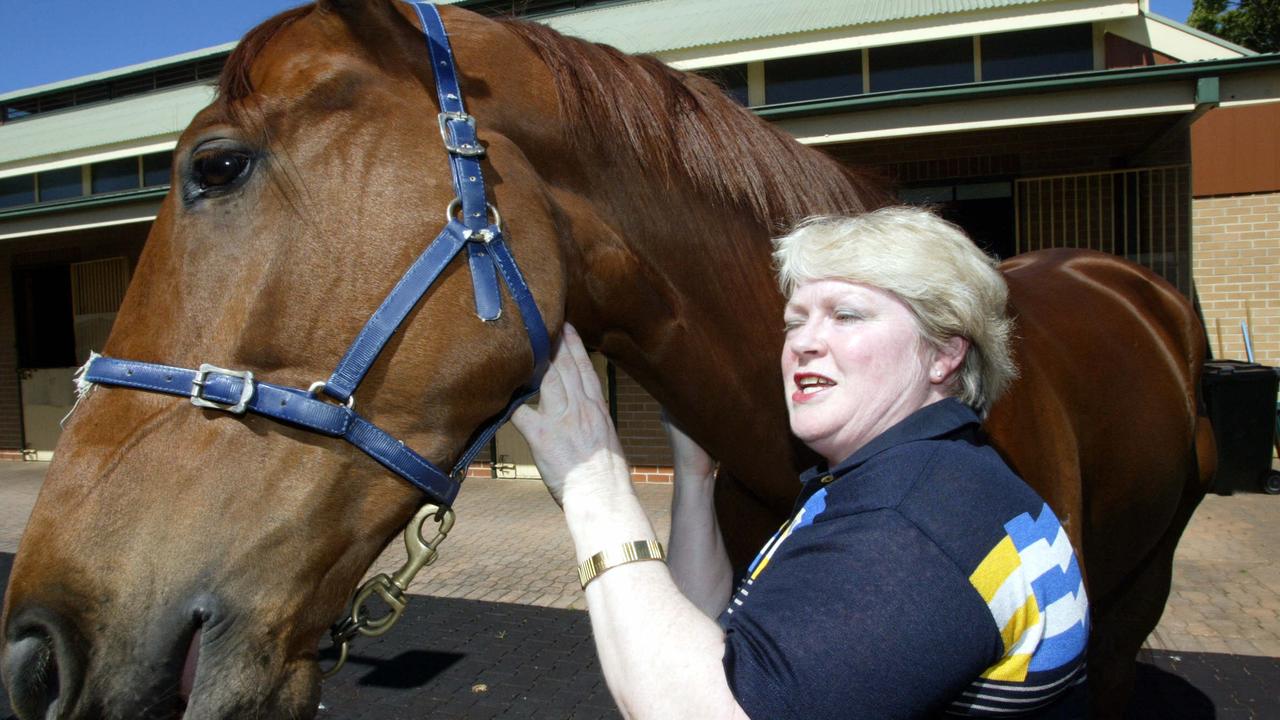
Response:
[0,3,577,718]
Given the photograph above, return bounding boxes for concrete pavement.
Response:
[2,461,1279,718]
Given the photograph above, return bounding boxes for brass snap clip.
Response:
[320,503,456,678]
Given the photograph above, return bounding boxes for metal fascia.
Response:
[0,187,168,222]
[754,54,1280,120]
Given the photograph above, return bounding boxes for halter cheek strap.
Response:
[80,2,550,507]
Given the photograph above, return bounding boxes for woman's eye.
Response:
[783,319,804,332]
[191,150,252,190]
[834,310,863,322]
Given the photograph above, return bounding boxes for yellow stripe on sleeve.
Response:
[750,509,806,581]
[969,536,1021,602]
[999,594,1041,653]
[982,652,1034,683]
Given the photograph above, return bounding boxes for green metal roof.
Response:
[0,84,214,168]
[541,0,1056,54]
[0,43,233,103]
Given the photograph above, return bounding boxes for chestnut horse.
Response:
[1,2,1210,718]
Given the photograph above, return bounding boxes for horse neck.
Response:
[557,173,804,486]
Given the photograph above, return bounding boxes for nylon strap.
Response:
[85,357,461,504]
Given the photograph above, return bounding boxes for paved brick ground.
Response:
[2,462,1278,718]
[1145,487,1280,658]
[360,477,673,612]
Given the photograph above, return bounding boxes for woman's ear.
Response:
[931,336,969,384]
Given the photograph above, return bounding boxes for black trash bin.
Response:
[1201,360,1280,495]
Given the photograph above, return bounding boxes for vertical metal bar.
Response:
[1034,180,1040,252]
[1121,171,1128,260]
[1161,168,1169,285]
[1085,175,1092,251]
[1058,177,1063,249]
[1108,173,1115,255]
[1073,176,1080,250]
[1014,180,1023,255]
[1181,165,1190,296]
[1152,169,1162,274]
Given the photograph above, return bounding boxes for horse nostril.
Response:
[4,630,61,719]
[3,610,83,720]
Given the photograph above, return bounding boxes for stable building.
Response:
[1,0,1276,477]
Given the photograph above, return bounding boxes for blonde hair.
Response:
[773,206,1017,414]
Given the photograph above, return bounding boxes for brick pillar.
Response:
[1192,192,1280,366]
[0,251,22,457]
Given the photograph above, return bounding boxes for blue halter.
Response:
[81,3,550,507]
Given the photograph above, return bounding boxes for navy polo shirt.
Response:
[719,398,1088,718]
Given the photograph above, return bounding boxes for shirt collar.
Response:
[798,398,982,485]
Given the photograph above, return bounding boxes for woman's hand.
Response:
[511,324,628,506]
[660,411,716,484]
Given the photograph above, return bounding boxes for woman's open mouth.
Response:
[793,373,835,403]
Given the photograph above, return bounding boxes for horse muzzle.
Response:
[2,592,314,720]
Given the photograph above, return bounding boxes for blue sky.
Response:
[0,0,1198,96]
[0,0,303,95]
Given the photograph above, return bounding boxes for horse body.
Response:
[1,3,1207,719]
[990,250,1212,711]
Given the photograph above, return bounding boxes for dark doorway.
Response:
[939,195,1017,260]
[901,181,1017,260]
[13,263,75,369]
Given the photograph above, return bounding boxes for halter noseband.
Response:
[79,2,550,508]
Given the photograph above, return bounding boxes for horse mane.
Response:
[217,5,316,103]
[212,4,889,227]
[499,19,891,228]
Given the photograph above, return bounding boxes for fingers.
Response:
[561,325,605,405]
[532,346,568,416]
[524,324,604,420]
[509,403,535,435]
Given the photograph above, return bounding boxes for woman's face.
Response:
[782,279,953,465]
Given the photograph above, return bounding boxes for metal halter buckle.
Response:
[190,364,255,415]
[438,111,485,157]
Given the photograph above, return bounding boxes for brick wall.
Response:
[613,367,674,484]
[1192,192,1280,366]
[0,252,19,456]
[464,461,493,479]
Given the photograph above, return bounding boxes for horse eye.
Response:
[191,149,252,190]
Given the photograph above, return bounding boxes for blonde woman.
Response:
[513,207,1088,719]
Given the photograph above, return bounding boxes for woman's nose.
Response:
[786,321,825,355]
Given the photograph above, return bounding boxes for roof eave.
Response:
[755,53,1280,121]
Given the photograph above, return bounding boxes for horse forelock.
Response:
[499,19,891,230]
[217,5,317,105]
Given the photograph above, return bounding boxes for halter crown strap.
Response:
[323,1,549,403]
[77,2,551,507]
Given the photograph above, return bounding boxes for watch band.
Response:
[577,540,666,589]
